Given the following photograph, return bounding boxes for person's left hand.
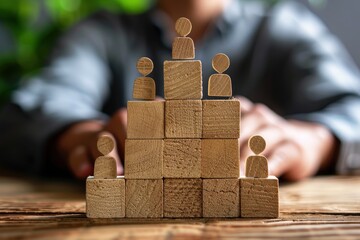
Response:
[237,96,337,181]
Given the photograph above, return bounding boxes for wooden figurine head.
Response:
[133,57,156,100]
[172,17,195,59]
[248,135,266,155]
[175,17,192,37]
[94,132,117,179]
[208,53,232,97]
[245,135,268,178]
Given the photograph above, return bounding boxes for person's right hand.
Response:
[54,108,127,179]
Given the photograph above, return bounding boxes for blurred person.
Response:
[0,0,360,181]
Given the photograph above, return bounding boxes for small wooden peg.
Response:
[136,57,154,76]
[212,53,230,73]
[175,17,192,37]
[249,135,266,155]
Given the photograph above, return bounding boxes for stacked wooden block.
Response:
[86,17,279,219]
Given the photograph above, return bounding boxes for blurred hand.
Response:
[237,96,337,181]
[55,108,127,179]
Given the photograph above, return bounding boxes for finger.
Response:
[155,96,164,101]
[234,95,253,114]
[97,131,124,175]
[104,108,127,162]
[240,104,281,144]
[267,141,301,178]
[68,146,93,179]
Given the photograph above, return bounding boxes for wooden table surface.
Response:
[0,174,359,240]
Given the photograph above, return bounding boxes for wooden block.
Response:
[164,179,202,218]
[245,156,268,178]
[165,100,202,138]
[127,101,164,139]
[86,176,125,218]
[126,179,163,218]
[163,139,201,178]
[133,77,156,100]
[203,179,239,218]
[164,60,202,100]
[94,156,117,179]
[201,139,239,178]
[208,74,232,97]
[172,37,195,59]
[124,139,163,179]
[202,99,240,138]
[240,176,279,218]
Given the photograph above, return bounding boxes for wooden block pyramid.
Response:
[86,17,279,219]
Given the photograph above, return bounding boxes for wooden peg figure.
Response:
[94,132,118,179]
[133,57,156,100]
[172,17,195,59]
[208,53,232,97]
[245,135,269,178]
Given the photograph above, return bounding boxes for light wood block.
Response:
[86,176,125,218]
[201,139,239,178]
[165,100,202,138]
[240,176,279,218]
[127,101,164,139]
[245,156,268,178]
[124,139,163,179]
[208,74,232,97]
[126,179,163,218]
[202,99,240,138]
[133,77,156,100]
[164,179,202,218]
[203,179,240,218]
[164,60,202,100]
[172,37,195,59]
[94,156,117,179]
[163,139,201,178]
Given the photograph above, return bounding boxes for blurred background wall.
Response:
[300,0,360,67]
[0,0,359,105]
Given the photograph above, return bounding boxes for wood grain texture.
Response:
[202,99,240,138]
[203,179,240,218]
[165,100,202,138]
[97,134,115,156]
[133,77,156,100]
[245,155,268,178]
[240,176,279,218]
[164,60,202,100]
[136,57,153,76]
[201,139,239,178]
[94,156,117,179]
[172,37,195,59]
[86,176,125,218]
[208,74,232,97]
[125,179,163,218]
[124,139,163,179]
[212,53,230,73]
[127,101,164,139]
[175,17,192,37]
[163,139,201,178]
[249,135,266,155]
[164,179,202,218]
[2,174,360,239]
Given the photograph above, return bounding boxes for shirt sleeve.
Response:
[0,12,114,174]
[266,2,360,174]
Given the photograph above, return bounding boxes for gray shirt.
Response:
[1,0,360,175]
